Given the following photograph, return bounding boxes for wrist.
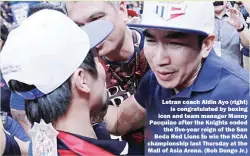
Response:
[236,23,243,29]
[237,24,245,32]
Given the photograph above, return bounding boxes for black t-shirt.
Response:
[3,131,21,155]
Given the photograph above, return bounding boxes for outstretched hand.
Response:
[225,7,243,29]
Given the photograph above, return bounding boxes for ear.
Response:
[200,34,216,58]
[72,68,90,94]
[119,1,129,22]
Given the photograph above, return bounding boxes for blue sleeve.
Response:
[3,131,21,155]
[28,141,33,156]
[0,74,11,115]
[5,116,30,142]
[134,70,156,108]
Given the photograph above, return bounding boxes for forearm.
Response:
[0,120,6,155]
[240,27,250,47]
[14,137,29,155]
[104,105,119,134]
[115,97,146,135]
[104,95,146,136]
[0,129,6,155]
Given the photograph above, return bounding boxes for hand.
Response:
[226,2,232,9]
[226,7,243,29]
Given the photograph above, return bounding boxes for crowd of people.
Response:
[0,1,250,156]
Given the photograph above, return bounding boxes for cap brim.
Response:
[81,20,113,49]
[128,23,209,36]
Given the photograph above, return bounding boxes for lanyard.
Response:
[101,30,142,94]
[215,18,222,41]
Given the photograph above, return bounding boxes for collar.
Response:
[192,50,222,92]
[215,10,230,19]
[57,130,128,155]
[173,50,221,99]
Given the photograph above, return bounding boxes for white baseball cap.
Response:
[1,9,113,99]
[129,1,214,36]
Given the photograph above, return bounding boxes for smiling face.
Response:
[143,29,211,90]
[66,2,127,57]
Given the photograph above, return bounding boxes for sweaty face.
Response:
[66,2,126,57]
[144,29,204,90]
[87,49,107,111]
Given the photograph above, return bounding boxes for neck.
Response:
[54,100,97,139]
[175,63,202,92]
[215,9,226,19]
[105,27,134,62]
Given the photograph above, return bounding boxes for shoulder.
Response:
[220,66,249,94]
[220,57,249,85]
[139,70,157,87]
[215,57,249,97]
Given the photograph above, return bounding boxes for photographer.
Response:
[213,1,250,66]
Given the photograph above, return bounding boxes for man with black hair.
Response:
[1,9,129,155]
[9,2,66,138]
[213,1,250,66]
[66,2,148,154]
[27,2,65,16]
[103,2,250,155]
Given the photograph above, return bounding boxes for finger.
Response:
[228,7,241,15]
[229,8,237,15]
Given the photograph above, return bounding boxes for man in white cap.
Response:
[1,9,129,155]
[105,1,250,155]
[66,2,148,154]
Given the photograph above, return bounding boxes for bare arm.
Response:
[239,25,250,47]
[0,120,6,155]
[104,95,146,136]
[14,137,29,155]
[0,118,29,155]
[227,7,250,47]
[239,2,250,47]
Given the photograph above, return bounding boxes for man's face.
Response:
[66,2,127,56]
[88,50,108,111]
[144,29,204,90]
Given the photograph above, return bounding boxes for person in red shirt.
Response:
[1,9,128,155]
[66,2,148,154]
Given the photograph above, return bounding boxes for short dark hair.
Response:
[27,3,65,17]
[9,51,97,125]
[8,3,97,125]
[198,35,207,49]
